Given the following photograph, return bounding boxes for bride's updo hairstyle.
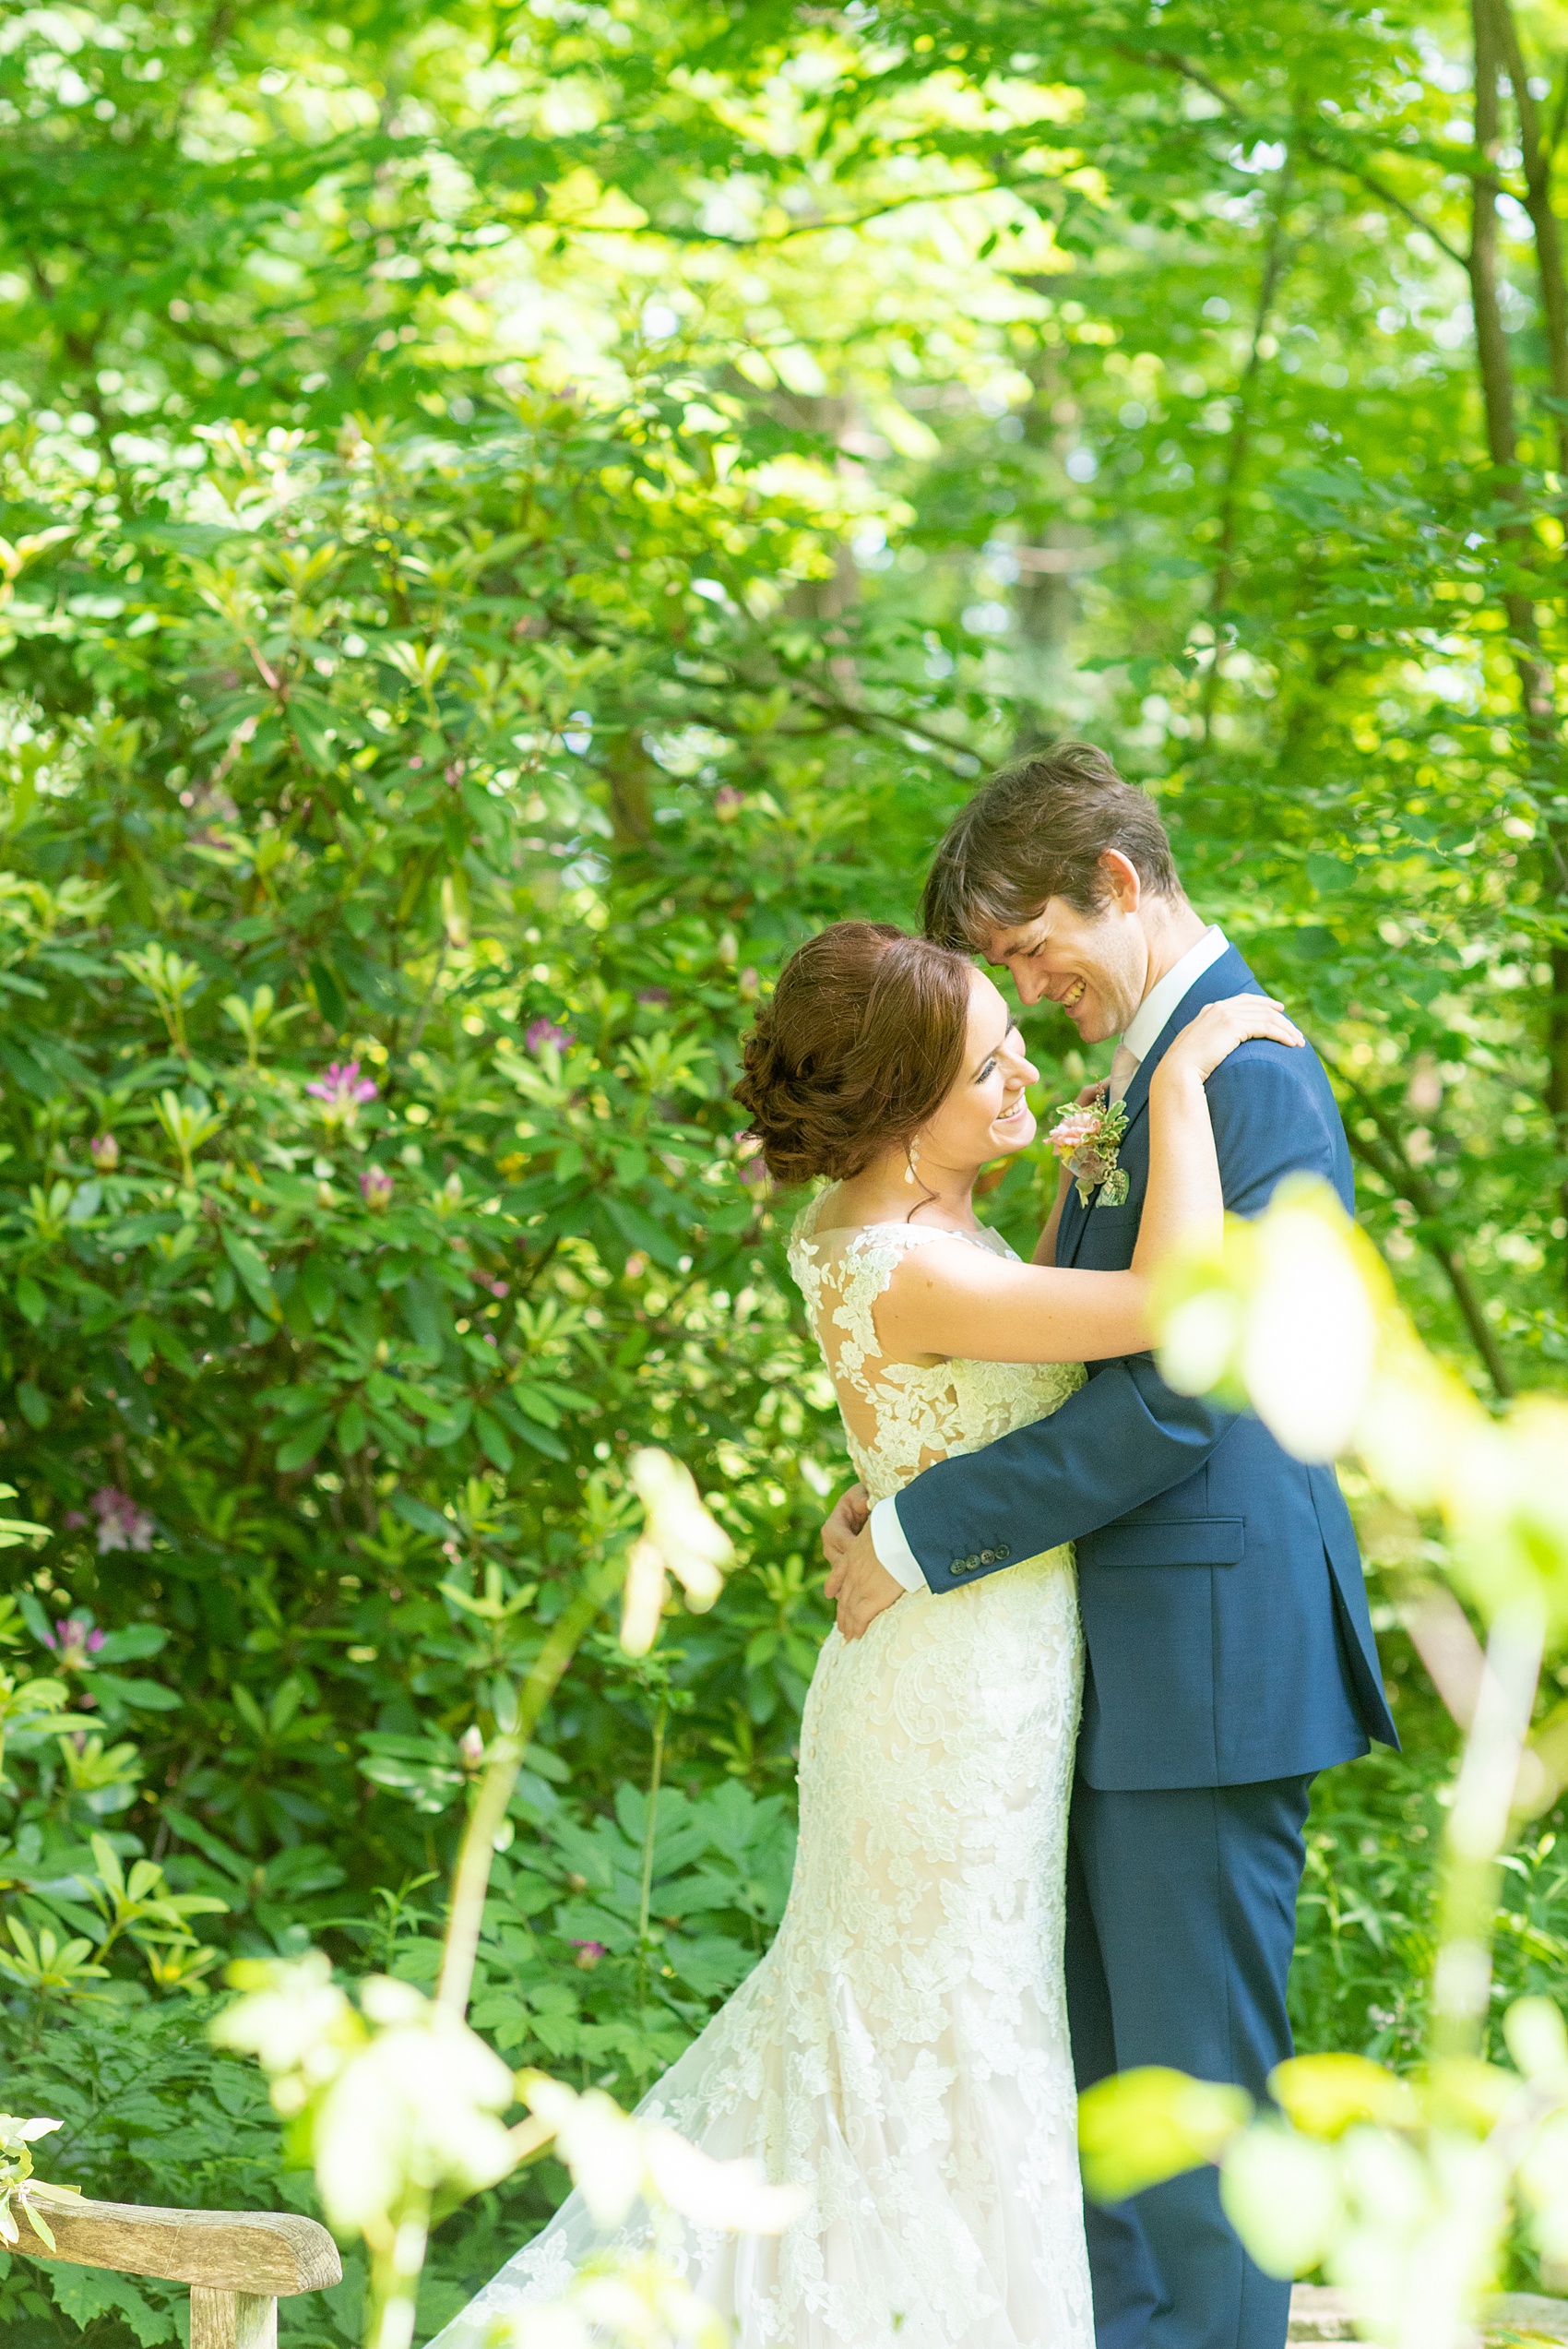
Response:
[735,922,974,1186]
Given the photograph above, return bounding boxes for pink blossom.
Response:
[636,988,670,1007]
[42,1614,106,1671]
[90,1486,155,1555]
[360,1164,394,1210]
[89,1133,120,1172]
[714,786,743,819]
[571,1939,608,1970]
[1045,1107,1101,1157]
[306,1061,379,1126]
[64,1509,88,1532]
[458,1724,485,1770]
[526,1019,573,1055]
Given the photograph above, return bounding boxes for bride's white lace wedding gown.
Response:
[433,1189,1091,2349]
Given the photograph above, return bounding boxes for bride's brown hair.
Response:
[734,922,974,1186]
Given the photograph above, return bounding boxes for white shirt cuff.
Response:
[869,1496,927,1592]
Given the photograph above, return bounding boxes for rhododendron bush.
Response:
[6,0,1568,2340]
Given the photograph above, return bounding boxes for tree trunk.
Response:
[1200,169,1293,737]
[1479,0,1568,1296]
[1470,0,1522,476]
[1468,0,1543,702]
[604,728,656,846]
[1468,0,1545,698]
[1490,0,1568,473]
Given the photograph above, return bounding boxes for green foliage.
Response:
[3,0,1568,2340]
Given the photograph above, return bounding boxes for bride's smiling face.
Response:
[916,968,1039,1173]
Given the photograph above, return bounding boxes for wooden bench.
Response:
[1289,2283,1568,2343]
[9,2191,341,2349]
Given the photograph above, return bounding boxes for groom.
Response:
[823,743,1396,2349]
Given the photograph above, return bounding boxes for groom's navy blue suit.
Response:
[894,942,1397,2349]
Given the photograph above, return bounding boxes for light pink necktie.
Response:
[1108,1042,1140,1104]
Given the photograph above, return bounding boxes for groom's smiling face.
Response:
[980,853,1151,1045]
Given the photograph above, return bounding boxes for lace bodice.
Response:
[787,1185,1086,1502]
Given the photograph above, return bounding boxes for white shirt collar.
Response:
[1122,925,1229,1065]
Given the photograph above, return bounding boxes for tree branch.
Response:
[1126,44,1470,270]
[1323,1057,1515,1397]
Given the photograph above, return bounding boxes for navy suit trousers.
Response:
[1066,1773,1314,2349]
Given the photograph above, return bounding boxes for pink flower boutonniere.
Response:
[1046,1091,1132,1208]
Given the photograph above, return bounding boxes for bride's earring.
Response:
[904,1138,921,1186]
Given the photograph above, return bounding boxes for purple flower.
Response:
[525,1019,573,1055]
[714,786,743,819]
[64,1509,88,1532]
[89,1133,119,1172]
[90,1486,155,1555]
[571,1939,608,1971]
[636,988,671,1007]
[360,1165,394,1210]
[306,1061,379,1127]
[42,1614,107,1671]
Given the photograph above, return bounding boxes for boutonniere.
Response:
[1045,1091,1131,1208]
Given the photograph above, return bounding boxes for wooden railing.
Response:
[10,2192,341,2349]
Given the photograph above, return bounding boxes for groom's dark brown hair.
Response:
[921,741,1182,948]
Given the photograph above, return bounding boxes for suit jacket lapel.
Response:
[1058,1177,1090,1266]
[1056,943,1259,1268]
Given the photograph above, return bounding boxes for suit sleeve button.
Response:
[980,1550,995,1565]
[997,1544,1011,1558]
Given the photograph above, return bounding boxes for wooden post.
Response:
[190,2289,279,2349]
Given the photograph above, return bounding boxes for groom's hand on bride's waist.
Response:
[825,1518,906,1640]
[821,1481,870,1568]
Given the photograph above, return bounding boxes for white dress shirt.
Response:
[867,924,1230,1592]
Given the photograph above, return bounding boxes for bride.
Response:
[432,920,1303,2349]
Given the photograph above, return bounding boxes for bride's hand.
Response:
[1155,994,1305,1089]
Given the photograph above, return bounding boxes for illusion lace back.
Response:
[430,1187,1091,2349]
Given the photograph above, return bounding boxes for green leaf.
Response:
[310,959,347,1026]
[473,1408,514,1471]
[1305,853,1354,896]
[600,1197,684,1270]
[49,2262,175,2345]
[16,1381,50,1430]
[275,1413,334,1472]
[220,1231,276,1314]
[509,1414,569,1462]
[389,1492,454,1540]
[1078,2069,1252,2203]
[337,1400,369,1455]
[90,1673,182,1711]
[15,1276,46,1328]
[95,1624,169,1663]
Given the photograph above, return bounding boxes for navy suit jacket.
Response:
[896,943,1398,1792]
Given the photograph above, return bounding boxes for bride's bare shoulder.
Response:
[877,1222,1016,1291]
